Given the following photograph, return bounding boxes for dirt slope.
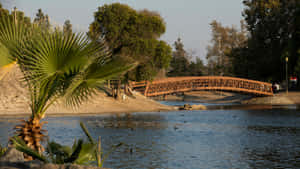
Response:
[0,65,173,116]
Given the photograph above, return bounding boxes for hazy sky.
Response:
[1,0,244,62]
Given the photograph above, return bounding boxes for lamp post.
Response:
[285,56,288,95]
[218,37,223,76]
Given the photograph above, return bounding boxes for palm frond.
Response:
[0,15,31,63]
[0,42,13,67]
[72,142,96,165]
[80,122,95,144]
[64,139,83,163]
[11,136,48,162]
[64,58,137,107]
[0,13,135,118]
[0,15,30,81]
[0,144,7,157]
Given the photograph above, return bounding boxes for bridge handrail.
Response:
[148,76,272,86]
[131,76,272,87]
[130,76,273,96]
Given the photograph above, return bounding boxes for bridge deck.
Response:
[130,76,273,97]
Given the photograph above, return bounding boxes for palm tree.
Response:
[0,12,27,81]
[12,122,122,167]
[0,15,135,155]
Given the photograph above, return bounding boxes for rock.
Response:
[0,148,24,162]
[36,164,108,169]
[191,104,207,110]
[179,104,206,110]
[179,104,193,110]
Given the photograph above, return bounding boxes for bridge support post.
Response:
[163,94,167,101]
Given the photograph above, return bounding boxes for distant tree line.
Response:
[168,38,205,77]
[206,0,300,83]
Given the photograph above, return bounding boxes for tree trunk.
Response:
[14,117,47,159]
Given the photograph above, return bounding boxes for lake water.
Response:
[1,101,300,169]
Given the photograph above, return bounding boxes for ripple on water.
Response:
[0,106,300,168]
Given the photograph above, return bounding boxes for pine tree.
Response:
[63,20,72,34]
[33,9,50,30]
[168,38,190,77]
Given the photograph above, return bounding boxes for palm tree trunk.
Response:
[14,117,47,159]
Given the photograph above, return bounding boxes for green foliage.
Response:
[0,7,32,68]
[0,42,12,67]
[0,17,31,69]
[230,0,300,81]
[33,9,50,30]
[0,5,31,26]
[0,13,134,119]
[168,38,190,77]
[206,20,247,76]
[188,57,205,76]
[0,144,7,157]
[168,38,205,77]
[88,3,172,81]
[11,136,48,162]
[12,122,123,167]
[63,19,72,34]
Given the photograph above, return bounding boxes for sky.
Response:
[1,0,244,63]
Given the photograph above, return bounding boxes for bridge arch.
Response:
[130,76,273,97]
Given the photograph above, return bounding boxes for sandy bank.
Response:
[161,91,252,104]
[242,92,300,105]
[0,65,174,116]
[161,90,300,106]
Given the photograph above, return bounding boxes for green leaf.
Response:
[80,122,95,145]
[11,136,48,163]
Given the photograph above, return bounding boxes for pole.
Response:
[286,57,288,95]
[218,37,223,76]
[14,7,17,25]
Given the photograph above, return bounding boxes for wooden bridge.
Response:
[130,76,273,97]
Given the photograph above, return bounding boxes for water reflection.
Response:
[239,109,300,168]
[85,113,168,130]
[82,113,171,169]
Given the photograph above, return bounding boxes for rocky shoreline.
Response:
[0,148,107,169]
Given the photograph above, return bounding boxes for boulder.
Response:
[191,104,207,110]
[0,148,24,162]
[179,104,206,110]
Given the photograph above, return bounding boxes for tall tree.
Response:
[233,0,300,81]
[0,3,9,16]
[188,57,205,76]
[0,5,31,25]
[168,38,206,77]
[63,19,72,34]
[168,38,190,77]
[206,20,247,76]
[88,3,172,81]
[34,9,50,30]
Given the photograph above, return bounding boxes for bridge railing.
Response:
[130,76,273,97]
